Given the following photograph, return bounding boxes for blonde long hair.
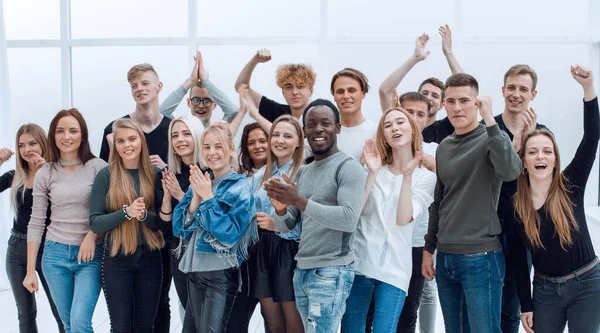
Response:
[11,124,50,213]
[260,115,304,187]
[167,115,205,174]
[376,108,423,166]
[107,119,164,256]
[514,129,578,250]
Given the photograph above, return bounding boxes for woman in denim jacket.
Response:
[173,123,257,333]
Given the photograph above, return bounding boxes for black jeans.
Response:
[154,245,172,333]
[226,260,259,333]
[532,263,600,333]
[397,247,426,333]
[170,243,197,333]
[187,267,239,333]
[101,245,163,333]
[6,235,65,333]
[500,253,521,333]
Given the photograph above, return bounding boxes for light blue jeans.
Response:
[41,240,102,333]
[419,278,437,333]
[293,263,355,333]
[436,248,505,333]
[341,274,406,332]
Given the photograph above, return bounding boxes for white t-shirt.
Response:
[354,165,436,291]
[412,142,438,247]
[337,120,378,162]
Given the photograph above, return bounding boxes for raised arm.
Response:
[361,139,381,211]
[379,34,430,111]
[439,24,464,74]
[234,49,271,107]
[396,155,435,226]
[159,51,201,118]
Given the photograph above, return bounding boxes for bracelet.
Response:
[122,205,132,221]
[139,209,148,222]
[160,209,173,215]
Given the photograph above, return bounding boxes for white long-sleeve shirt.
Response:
[354,165,436,291]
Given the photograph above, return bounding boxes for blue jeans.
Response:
[41,240,102,333]
[293,264,355,333]
[341,274,406,333]
[436,249,505,333]
[532,263,600,333]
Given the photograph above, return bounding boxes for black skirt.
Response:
[248,230,299,302]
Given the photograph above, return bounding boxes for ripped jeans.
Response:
[293,263,355,333]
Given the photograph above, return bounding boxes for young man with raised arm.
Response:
[379,25,463,144]
[264,99,366,332]
[422,73,522,333]
[160,51,239,128]
[234,48,316,123]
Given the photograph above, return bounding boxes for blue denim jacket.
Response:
[172,172,257,262]
[251,161,301,241]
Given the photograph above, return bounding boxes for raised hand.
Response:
[127,197,146,220]
[475,96,495,125]
[256,212,279,231]
[571,64,593,87]
[413,33,430,61]
[0,148,14,165]
[195,51,208,82]
[239,87,260,119]
[254,48,272,63]
[363,139,382,173]
[402,152,422,177]
[391,88,400,108]
[513,107,537,152]
[439,24,455,55]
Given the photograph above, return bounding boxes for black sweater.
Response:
[506,97,599,312]
[0,171,50,234]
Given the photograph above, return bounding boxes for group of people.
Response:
[0,24,598,333]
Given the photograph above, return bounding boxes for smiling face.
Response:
[18,133,43,165]
[130,71,163,106]
[247,128,268,167]
[419,83,444,116]
[202,132,233,177]
[171,121,195,159]
[444,86,479,135]
[187,86,217,122]
[523,134,556,181]
[303,105,340,158]
[270,121,300,163]
[333,76,366,116]
[54,116,82,157]
[502,74,537,114]
[383,110,413,149]
[114,127,142,168]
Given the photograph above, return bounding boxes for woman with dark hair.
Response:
[238,122,268,177]
[23,109,107,333]
[507,66,600,333]
[89,119,165,332]
[0,124,64,332]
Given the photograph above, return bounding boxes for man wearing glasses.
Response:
[160,51,238,128]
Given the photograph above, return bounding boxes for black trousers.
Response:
[226,260,259,333]
[6,235,65,333]
[397,247,426,333]
[154,245,172,333]
[186,267,239,333]
[101,245,163,333]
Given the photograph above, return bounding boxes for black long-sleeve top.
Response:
[0,171,50,234]
[506,97,599,313]
[154,164,191,245]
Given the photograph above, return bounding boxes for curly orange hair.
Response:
[276,64,316,89]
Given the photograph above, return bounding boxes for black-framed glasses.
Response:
[190,97,214,107]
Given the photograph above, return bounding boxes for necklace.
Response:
[59,158,82,166]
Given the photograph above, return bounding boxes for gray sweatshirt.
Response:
[424,124,522,255]
[274,151,366,269]
[159,78,238,127]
